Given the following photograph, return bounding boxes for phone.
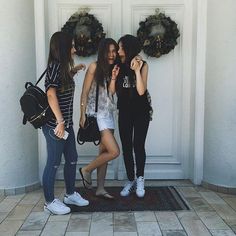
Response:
[63,131,69,140]
[53,130,69,140]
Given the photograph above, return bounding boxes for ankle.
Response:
[83,167,91,174]
[65,192,74,197]
[96,188,105,194]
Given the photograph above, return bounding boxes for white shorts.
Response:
[97,113,115,131]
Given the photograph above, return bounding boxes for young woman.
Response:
[116,34,150,198]
[79,38,120,199]
[42,31,89,215]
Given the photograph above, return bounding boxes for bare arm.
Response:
[47,87,65,138]
[130,58,148,95]
[70,63,86,76]
[108,65,120,95]
[79,62,96,127]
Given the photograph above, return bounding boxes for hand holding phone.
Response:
[54,129,69,140]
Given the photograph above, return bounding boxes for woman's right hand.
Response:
[54,122,65,138]
[79,114,86,128]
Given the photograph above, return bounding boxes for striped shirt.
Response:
[45,62,75,128]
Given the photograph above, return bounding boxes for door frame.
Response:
[34,0,207,184]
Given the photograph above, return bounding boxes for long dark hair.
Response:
[118,35,142,85]
[118,34,141,65]
[95,38,119,86]
[47,31,74,91]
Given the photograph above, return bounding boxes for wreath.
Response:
[137,10,180,58]
[61,9,106,57]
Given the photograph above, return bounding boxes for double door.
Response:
[45,0,194,180]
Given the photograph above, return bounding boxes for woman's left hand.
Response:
[74,63,86,72]
[130,58,143,72]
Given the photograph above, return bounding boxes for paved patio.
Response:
[0,180,236,236]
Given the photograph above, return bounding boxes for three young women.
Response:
[42,31,89,215]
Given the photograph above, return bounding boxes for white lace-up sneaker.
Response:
[136,176,145,198]
[120,180,136,197]
[44,199,71,215]
[64,191,89,206]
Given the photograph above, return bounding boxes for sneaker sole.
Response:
[120,193,130,197]
[64,199,89,207]
[44,206,71,215]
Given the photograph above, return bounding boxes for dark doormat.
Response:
[70,186,189,212]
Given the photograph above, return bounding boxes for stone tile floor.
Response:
[0,180,236,236]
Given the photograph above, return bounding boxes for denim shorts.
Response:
[42,124,78,165]
[97,112,115,131]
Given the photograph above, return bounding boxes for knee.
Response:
[64,158,77,166]
[134,144,144,154]
[45,161,60,170]
[110,147,120,160]
[122,147,133,156]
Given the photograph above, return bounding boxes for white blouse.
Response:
[86,79,116,118]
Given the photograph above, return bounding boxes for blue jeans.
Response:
[42,124,78,202]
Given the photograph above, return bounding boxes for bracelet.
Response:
[56,118,65,124]
[57,120,65,125]
[111,78,116,81]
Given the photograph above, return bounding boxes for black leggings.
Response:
[118,109,150,181]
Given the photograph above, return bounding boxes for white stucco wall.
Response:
[0,0,39,192]
[203,0,236,187]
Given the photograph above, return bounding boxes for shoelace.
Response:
[74,192,80,197]
[74,192,83,199]
[53,198,66,206]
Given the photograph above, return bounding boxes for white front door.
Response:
[44,0,194,180]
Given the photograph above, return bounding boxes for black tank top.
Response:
[116,62,150,113]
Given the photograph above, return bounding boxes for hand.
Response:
[74,63,86,72]
[111,65,120,80]
[134,55,143,62]
[79,114,86,128]
[130,58,143,72]
[54,122,65,139]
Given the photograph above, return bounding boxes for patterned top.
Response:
[86,79,116,118]
[45,62,75,128]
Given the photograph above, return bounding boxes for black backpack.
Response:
[20,70,54,129]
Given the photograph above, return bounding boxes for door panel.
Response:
[118,0,192,179]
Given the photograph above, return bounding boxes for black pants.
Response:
[118,109,150,181]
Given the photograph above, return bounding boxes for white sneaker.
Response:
[120,180,136,197]
[44,199,71,215]
[64,191,89,206]
[136,176,145,198]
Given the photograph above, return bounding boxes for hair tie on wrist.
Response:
[56,119,65,125]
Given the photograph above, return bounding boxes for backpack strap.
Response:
[95,82,99,113]
[23,115,27,125]
[35,69,47,86]
[94,83,100,145]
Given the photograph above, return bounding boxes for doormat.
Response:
[69,186,189,212]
